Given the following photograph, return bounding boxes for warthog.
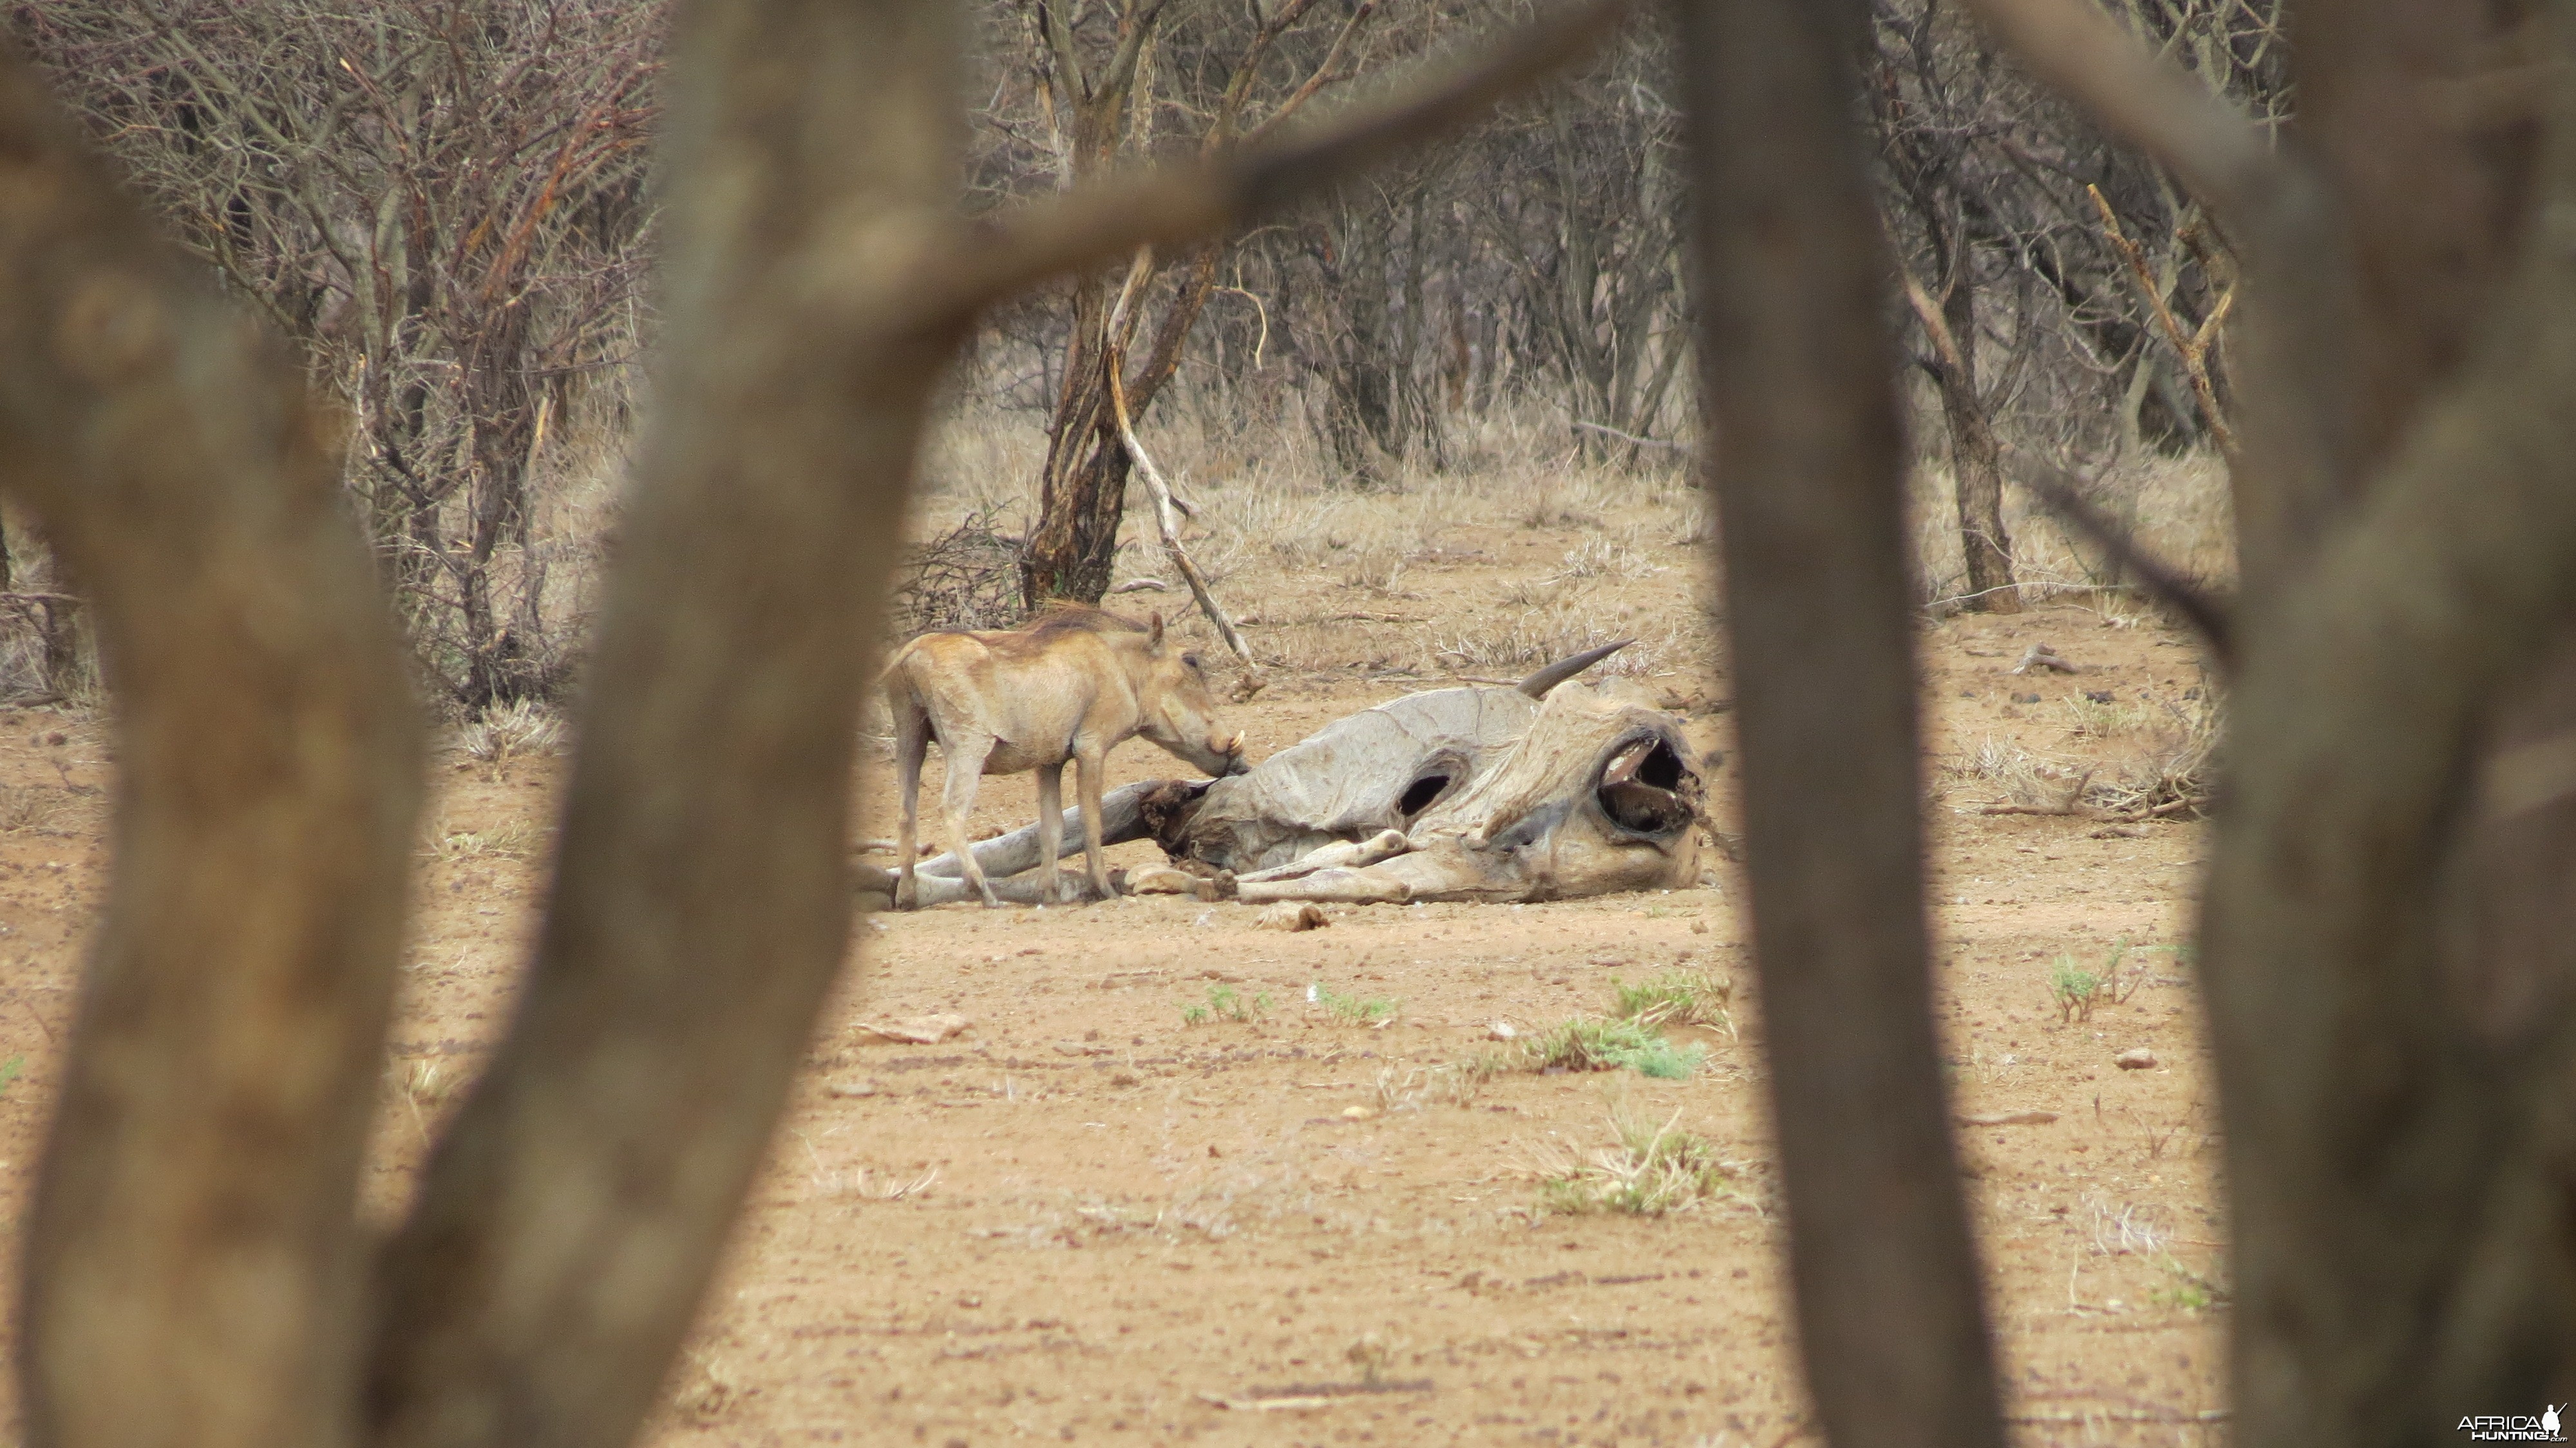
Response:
[884,642,1709,907]
[886,606,1245,908]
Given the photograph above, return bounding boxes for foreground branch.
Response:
[0,44,422,1448]
[364,2,963,1444]
[2005,451,2236,664]
[1672,1,2009,1446]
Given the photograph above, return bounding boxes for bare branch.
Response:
[1956,0,2278,220]
[1240,0,1380,144]
[1106,349,1265,698]
[2086,185,2235,450]
[894,0,1634,332]
[1959,0,2360,593]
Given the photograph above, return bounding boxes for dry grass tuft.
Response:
[459,699,563,764]
[0,783,71,835]
[1529,1106,1736,1216]
[427,819,545,863]
[2091,690,2219,820]
[1610,969,1735,1036]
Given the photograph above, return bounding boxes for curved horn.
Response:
[1517,638,1633,698]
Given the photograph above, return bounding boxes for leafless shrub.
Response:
[889,504,1025,637]
[14,0,664,707]
[2090,690,2219,821]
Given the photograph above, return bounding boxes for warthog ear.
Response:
[1148,611,1166,648]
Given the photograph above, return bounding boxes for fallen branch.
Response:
[1106,356,1265,699]
[1571,419,1685,451]
[1958,1110,2059,1127]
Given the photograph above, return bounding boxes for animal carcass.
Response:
[884,605,1244,908]
[871,642,1709,907]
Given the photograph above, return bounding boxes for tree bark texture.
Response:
[1670,1,2008,1446]
[0,44,425,1448]
[1935,280,2017,613]
[360,1,962,1444]
[2199,0,2576,1440]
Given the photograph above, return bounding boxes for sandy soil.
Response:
[0,497,2228,1447]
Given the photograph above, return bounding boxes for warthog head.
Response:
[1132,614,1247,778]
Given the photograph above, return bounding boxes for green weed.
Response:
[1308,981,1399,1025]
[1517,1016,1703,1080]
[1611,969,1734,1036]
[1182,984,1271,1027]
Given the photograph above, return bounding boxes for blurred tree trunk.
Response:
[1672,1,2009,1447]
[0,42,426,1448]
[2197,0,2576,1437]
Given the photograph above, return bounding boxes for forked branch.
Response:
[1961,0,2358,585]
[2087,184,2235,451]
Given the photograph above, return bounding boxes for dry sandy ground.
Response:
[0,493,2228,1447]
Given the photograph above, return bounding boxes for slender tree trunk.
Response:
[1672,2,2009,1448]
[1937,281,2017,612]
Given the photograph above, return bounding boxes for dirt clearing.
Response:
[0,480,2226,1445]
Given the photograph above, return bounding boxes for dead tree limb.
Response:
[0,44,424,1448]
[2087,185,2236,452]
[1105,349,1266,698]
[1671,3,2009,1448]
